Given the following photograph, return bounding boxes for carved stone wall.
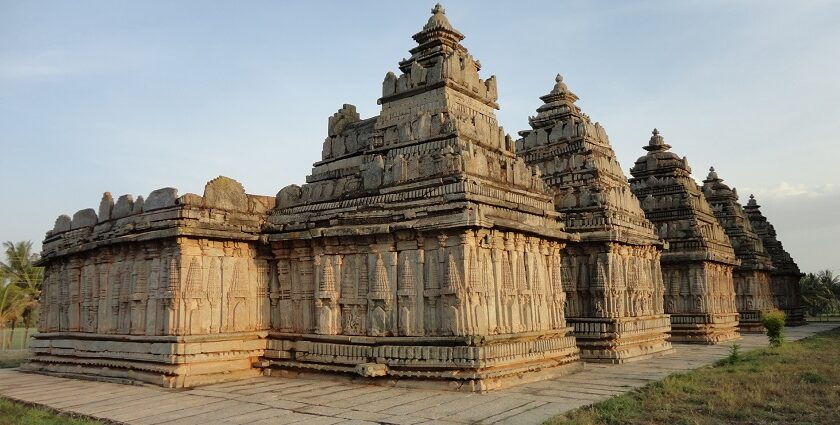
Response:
[27,177,274,388]
[743,195,806,325]
[515,76,671,362]
[629,130,740,343]
[701,168,776,332]
[267,230,569,338]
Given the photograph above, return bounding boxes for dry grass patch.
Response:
[548,328,840,425]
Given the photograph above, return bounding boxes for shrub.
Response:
[762,310,786,347]
[716,343,743,366]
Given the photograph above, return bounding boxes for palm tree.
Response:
[0,276,26,349]
[0,241,44,345]
[817,270,840,314]
[801,270,840,317]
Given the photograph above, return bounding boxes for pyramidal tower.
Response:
[516,75,672,362]
[629,130,741,343]
[743,195,806,325]
[702,168,776,332]
[263,4,581,391]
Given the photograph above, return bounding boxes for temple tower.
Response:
[262,4,580,391]
[743,195,806,325]
[629,129,740,343]
[516,75,672,362]
[702,168,776,332]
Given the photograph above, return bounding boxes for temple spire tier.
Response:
[515,75,672,363]
[629,129,741,344]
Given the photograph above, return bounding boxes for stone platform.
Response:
[669,312,740,344]
[2,323,834,425]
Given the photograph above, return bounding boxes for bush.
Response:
[762,310,786,347]
[716,343,743,366]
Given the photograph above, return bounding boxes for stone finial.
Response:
[145,187,178,211]
[644,128,671,152]
[71,208,98,229]
[276,185,303,209]
[53,214,72,233]
[747,194,758,207]
[132,195,145,214]
[552,74,569,94]
[203,176,248,211]
[423,2,456,33]
[706,166,719,181]
[112,194,135,219]
[98,192,114,222]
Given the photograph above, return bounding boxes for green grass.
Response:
[0,399,102,425]
[0,357,25,369]
[547,328,840,425]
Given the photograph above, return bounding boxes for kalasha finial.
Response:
[747,193,758,206]
[644,127,670,151]
[750,194,755,200]
[706,166,719,180]
[551,73,569,94]
[432,3,445,14]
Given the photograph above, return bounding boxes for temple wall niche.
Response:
[39,237,269,337]
[268,229,568,338]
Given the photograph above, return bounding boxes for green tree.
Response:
[801,269,840,316]
[0,241,44,345]
[0,276,26,349]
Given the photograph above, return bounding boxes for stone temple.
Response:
[516,76,672,362]
[702,167,776,333]
[743,195,806,326]
[629,130,741,344]
[26,4,804,391]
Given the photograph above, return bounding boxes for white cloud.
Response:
[741,182,840,201]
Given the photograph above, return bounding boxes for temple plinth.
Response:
[629,130,741,344]
[515,76,672,362]
[743,195,806,326]
[702,168,776,332]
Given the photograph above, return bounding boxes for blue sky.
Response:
[1,1,838,273]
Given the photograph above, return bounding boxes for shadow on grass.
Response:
[547,327,840,425]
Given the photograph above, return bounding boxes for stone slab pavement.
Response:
[1,322,836,425]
